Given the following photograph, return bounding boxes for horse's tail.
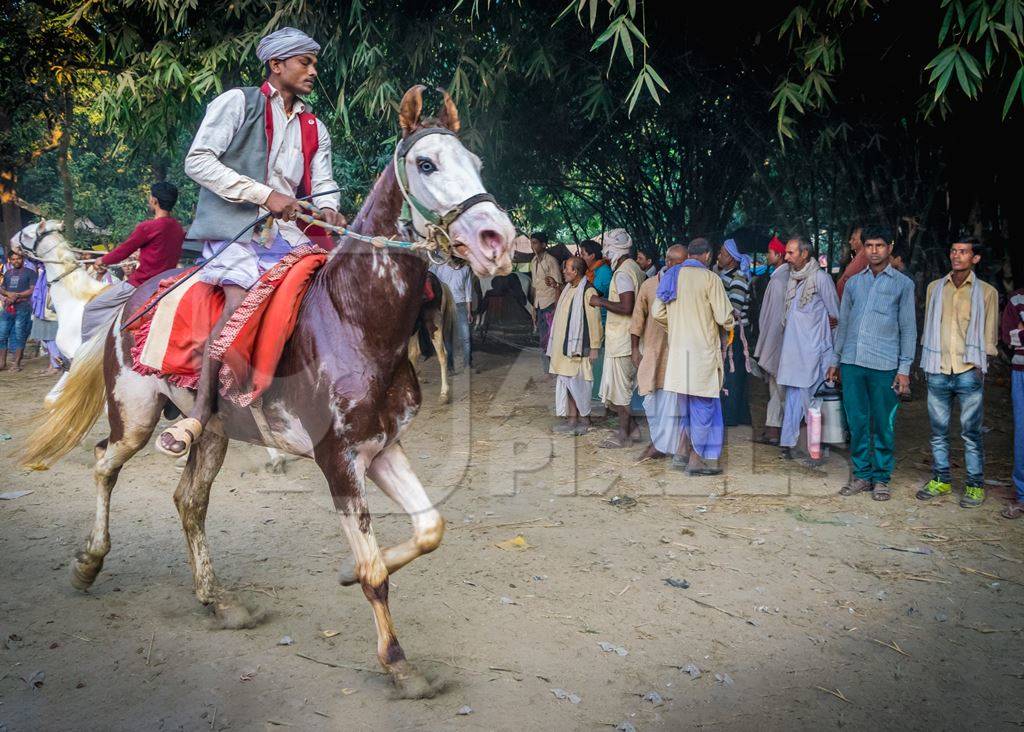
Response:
[21,329,108,468]
[416,313,434,359]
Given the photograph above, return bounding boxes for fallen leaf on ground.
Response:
[494,535,531,551]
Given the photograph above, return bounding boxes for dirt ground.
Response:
[1,345,1022,731]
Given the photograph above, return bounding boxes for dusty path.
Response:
[1,350,1021,730]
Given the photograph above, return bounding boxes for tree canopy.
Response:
[2,1,1021,282]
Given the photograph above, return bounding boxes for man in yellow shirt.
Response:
[917,238,999,508]
[652,239,735,475]
[590,229,645,448]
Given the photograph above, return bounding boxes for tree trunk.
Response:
[0,106,22,249]
[0,170,22,252]
[58,90,75,243]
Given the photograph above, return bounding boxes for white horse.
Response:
[14,220,109,404]
[16,221,293,472]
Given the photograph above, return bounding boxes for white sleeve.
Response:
[614,271,635,294]
[311,119,341,211]
[184,89,273,206]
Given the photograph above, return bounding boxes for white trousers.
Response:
[644,389,683,454]
[556,373,592,417]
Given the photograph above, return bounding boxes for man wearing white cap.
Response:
[589,228,645,448]
[158,26,345,458]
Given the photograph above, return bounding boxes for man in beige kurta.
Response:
[630,244,687,460]
[549,257,603,434]
[590,228,645,448]
[531,232,563,375]
[652,240,734,474]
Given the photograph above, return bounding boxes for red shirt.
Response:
[100,217,185,287]
[836,248,868,300]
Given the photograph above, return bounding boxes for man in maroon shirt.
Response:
[96,182,185,285]
[82,182,186,341]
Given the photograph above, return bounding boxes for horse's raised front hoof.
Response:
[265,458,287,475]
[337,558,358,587]
[390,661,436,699]
[70,551,104,591]
[210,594,266,630]
[437,390,451,405]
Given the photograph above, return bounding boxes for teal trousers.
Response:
[840,364,899,483]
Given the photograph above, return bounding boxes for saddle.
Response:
[128,245,327,407]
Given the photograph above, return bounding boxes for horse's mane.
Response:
[43,231,110,302]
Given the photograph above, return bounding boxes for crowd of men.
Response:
[0,22,1020,517]
[529,226,1023,517]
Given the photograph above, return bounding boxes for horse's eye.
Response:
[416,158,436,174]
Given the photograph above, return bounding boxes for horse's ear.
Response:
[399,85,427,137]
[436,87,460,133]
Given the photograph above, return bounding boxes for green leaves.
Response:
[590,14,647,69]
[625,63,668,115]
[1004,64,1024,117]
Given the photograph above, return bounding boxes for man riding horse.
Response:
[157,27,347,457]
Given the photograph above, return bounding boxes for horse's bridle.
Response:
[392,127,499,263]
[17,227,84,284]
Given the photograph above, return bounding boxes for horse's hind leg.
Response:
[338,442,444,586]
[171,430,258,628]
[72,374,164,590]
[431,317,451,404]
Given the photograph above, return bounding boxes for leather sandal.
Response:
[839,477,873,496]
[871,482,892,501]
[156,418,203,458]
[1001,501,1024,519]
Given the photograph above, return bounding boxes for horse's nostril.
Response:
[479,229,504,257]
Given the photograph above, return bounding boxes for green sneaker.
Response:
[916,478,952,500]
[960,484,985,508]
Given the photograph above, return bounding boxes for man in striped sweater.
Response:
[717,239,752,426]
[1002,288,1024,518]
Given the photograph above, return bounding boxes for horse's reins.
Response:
[18,228,101,284]
[120,128,498,331]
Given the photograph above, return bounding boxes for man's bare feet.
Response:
[638,443,666,460]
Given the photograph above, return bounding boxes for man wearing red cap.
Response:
[752,236,789,444]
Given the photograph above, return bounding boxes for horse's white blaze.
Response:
[402,134,514,277]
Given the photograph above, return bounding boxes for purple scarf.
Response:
[31,268,49,320]
[656,259,707,304]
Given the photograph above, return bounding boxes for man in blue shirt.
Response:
[1,251,39,372]
[827,225,916,501]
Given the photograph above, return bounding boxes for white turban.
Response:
[593,228,632,261]
[256,27,321,63]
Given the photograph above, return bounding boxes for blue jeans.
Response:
[1013,370,1024,500]
[926,370,985,486]
[447,303,471,370]
[0,306,32,352]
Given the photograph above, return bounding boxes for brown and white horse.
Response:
[22,86,514,698]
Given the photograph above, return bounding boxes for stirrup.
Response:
[156,418,203,458]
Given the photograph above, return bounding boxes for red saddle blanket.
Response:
[129,245,327,407]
